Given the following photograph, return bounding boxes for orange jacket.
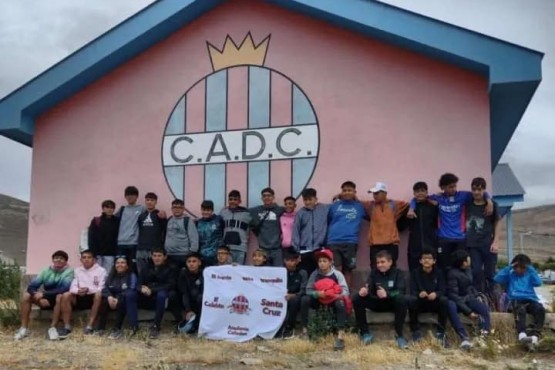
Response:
[364,199,409,246]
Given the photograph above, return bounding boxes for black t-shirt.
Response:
[465,201,498,248]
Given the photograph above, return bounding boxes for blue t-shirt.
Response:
[326,200,366,244]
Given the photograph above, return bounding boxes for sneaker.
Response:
[58,328,72,339]
[14,327,30,341]
[529,335,539,351]
[128,327,139,338]
[361,332,374,346]
[434,332,449,348]
[412,330,423,342]
[298,331,309,340]
[518,332,532,343]
[149,325,160,339]
[108,329,123,340]
[282,328,295,340]
[83,326,94,335]
[333,338,345,351]
[460,339,472,350]
[396,336,409,349]
[480,330,489,339]
[48,327,59,341]
[93,330,105,336]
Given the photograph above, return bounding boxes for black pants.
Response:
[408,296,449,333]
[138,290,181,326]
[511,299,545,337]
[370,244,399,270]
[468,246,497,296]
[284,295,302,330]
[437,239,465,272]
[300,296,346,330]
[353,294,409,337]
[298,251,318,277]
[96,291,139,331]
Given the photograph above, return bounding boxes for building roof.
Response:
[492,163,525,197]
[0,0,543,166]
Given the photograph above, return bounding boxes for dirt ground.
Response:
[0,323,554,370]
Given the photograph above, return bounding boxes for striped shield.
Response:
[162,65,319,215]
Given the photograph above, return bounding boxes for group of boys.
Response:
[14,175,546,352]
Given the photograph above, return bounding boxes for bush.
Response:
[307,306,337,340]
[0,262,22,327]
[496,259,508,270]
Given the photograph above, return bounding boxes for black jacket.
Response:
[102,272,137,298]
[410,266,445,298]
[447,267,479,315]
[287,268,308,295]
[177,268,204,312]
[365,267,407,298]
[407,201,438,250]
[139,262,177,294]
[138,210,167,251]
[88,213,119,256]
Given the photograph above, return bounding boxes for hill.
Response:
[0,194,28,265]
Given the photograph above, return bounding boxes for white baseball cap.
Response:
[369,182,388,193]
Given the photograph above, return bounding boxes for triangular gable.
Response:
[0,0,543,166]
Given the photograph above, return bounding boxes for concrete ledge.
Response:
[31,307,168,322]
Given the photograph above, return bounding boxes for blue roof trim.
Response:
[0,0,543,167]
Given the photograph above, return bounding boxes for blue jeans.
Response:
[448,298,491,339]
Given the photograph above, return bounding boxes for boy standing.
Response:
[57,250,106,339]
[281,249,307,338]
[300,249,349,351]
[327,181,367,288]
[14,250,74,341]
[165,199,199,269]
[138,248,180,338]
[365,182,409,270]
[447,249,491,350]
[88,200,119,272]
[177,252,204,334]
[137,192,167,276]
[292,188,329,276]
[196,200,224,266]
[494,254,544,349]
[353,250,412,349]
[408,173,493,271]
[466,178,500,297]
[117,186,146,268]
[406,182,438,272]
[408,249,449,345]
[220,190,252,264]
[250,188,285,267]
[280,196,297,250]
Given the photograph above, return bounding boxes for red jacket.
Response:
[313,277,352,315]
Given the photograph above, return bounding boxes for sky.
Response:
[0,0,553,208]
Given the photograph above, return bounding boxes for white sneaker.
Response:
[48,327,59,341]
[460,340,472,350]
[531,336,539,346]
[14,327,29,341]
[518,332,531,343]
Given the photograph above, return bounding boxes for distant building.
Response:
[0,0,542,273]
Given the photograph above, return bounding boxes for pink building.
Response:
[0,0,542,274]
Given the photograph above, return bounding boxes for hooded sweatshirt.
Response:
[164,216,199,255]
[306,266,349,297]
[250,204,285,250]
[494,265,542,302]
[117,204,146,245]
[292,203,329,252]
[220,206,252,252]
[280,211,296,248]
[364,199,409,246]
[327,199,367,244]
[69,263,107,294]
[196,215,224,260]
[138,209,167,251]
[88,213,119,256]
[27,265,74,298]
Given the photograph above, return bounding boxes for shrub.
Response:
[307,306,336,340]
[0,262,22,327]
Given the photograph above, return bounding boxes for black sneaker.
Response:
[283,328,295,340]
[149,325,160,339]
[58,328,72,339]
[108,329,123,340]
[334,338,345,351]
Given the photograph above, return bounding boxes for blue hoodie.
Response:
[410,191,489,240]
[326,200,367,244]
[292,203,329,252]
[494,265,542,302]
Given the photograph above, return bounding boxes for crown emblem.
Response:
[207,33,270,71]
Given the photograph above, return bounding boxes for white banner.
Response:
[198,265,287,342]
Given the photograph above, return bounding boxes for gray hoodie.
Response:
[117,204,146,245]
[249,204,284,250]
[220,206,252,252]
[306,266,349,297]
[292,203,330,252]
[164,216,199,255]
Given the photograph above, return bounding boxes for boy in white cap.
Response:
[364,182,409,270]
